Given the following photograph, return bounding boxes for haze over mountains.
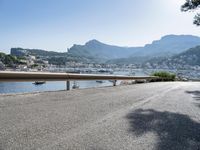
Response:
[68,39,141,60]
[68,35,200,60]
[10,34,200,65]
[145,46,200,69]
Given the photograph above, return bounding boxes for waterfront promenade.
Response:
[0,82,200,149]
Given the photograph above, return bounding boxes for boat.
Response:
[33,81,46,85]
[109,80,115,83]
[96,80,104,83]
[72,81,79,89]
[66,70,81,74]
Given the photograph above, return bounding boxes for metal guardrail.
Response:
[0,71,158,90]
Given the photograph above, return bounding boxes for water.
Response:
[0,70,147,94]
[0,81,114,94]
[5,68,199,94]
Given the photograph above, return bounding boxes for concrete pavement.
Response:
[0,82,200,150]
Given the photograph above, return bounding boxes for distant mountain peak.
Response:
[88,39,99,43]
[85,39,102,45]
[161,34,200,40]
[68,34,200,62]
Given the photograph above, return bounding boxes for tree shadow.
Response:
[186,91,200,101]
[197,104,200,108]
[126,109,200,150]
[186,91,200,108]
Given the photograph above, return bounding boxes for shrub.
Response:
[151,71,176,81]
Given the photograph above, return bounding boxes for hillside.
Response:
[68,40,141,60]
[139,35,200,56]
[171,46,200,66]
[11,48,68,57]
[143,46,200,69]
[10,48,96,65]
[10,35,200,65]
[0,52,23,68]
[68,35,200,62]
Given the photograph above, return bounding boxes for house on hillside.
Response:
[0,61,5,70]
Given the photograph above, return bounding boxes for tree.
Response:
[181,0,200,26]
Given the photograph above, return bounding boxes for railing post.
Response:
[66,80,70,91]
[113,80,117,86]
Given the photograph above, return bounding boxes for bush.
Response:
[151,71,176,81]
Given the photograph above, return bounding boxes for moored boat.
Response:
[33,81,46,85]
[96,80,104,83]
[72,81,79,89]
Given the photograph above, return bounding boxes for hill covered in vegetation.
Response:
[143,46,200,69]
[10,48,96,65]
[68,35,200,62]
[9,35,200,66]
[0,52,23,68]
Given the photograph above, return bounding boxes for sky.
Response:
[0,0,199,53]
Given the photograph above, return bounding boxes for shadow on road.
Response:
[186,91,200,101]
[186,91,200,108]
[126,109,200,150]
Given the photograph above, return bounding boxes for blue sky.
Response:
[0,0,199,53]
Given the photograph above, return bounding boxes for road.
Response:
[0,82,200,150]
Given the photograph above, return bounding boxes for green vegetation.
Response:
[0,52,25,67]
[11,48,95,65]
[31,64,39,68]
[152,71,176,81]
[174,46,200,66]
[0,53,18,67]
[11,48,68,57]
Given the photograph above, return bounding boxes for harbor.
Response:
[0,69,146,94]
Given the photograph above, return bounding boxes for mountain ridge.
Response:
[10,34,200,65]
[142,45,200,69]
[68,34,200,61]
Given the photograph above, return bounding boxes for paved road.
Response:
[0,82,200,150]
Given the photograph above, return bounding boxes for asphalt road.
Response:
[0,82,200,150]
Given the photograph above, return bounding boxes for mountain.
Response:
[10,48,95,65]
[11,48,68,57]
[0,52,22,68]
[68,35,200,62]
[68,39,141,61]
[168,46,200,66]
[138,35,200,56]
[143,46,200,69]
[10,35,200,65]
